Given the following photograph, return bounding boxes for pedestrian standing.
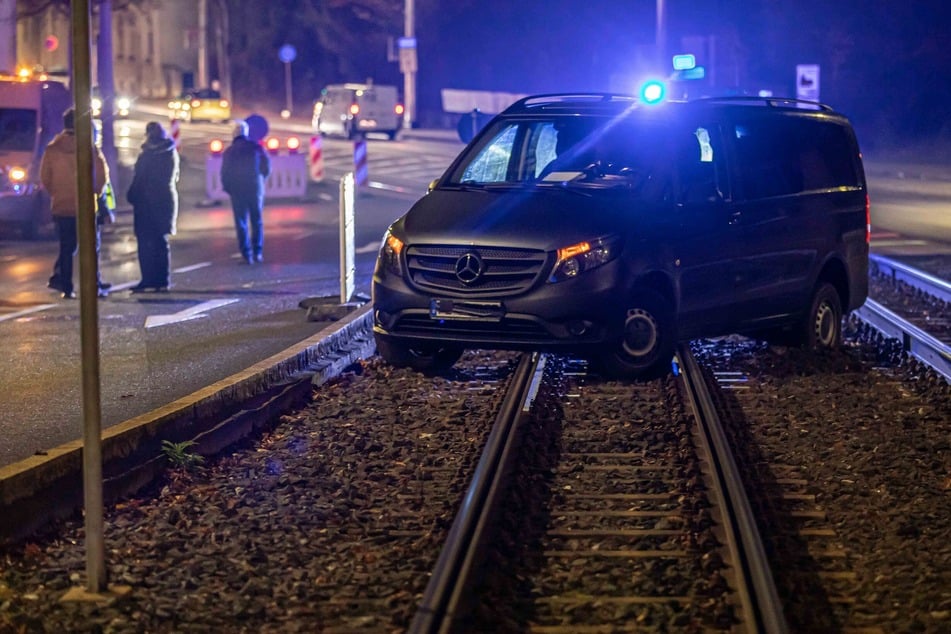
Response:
[126,121,180,292]
[39,108,109,299]
[220,119,271,264]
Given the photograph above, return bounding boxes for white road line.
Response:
[144,298,239,329]
[174,262,213,273]
[0,304,58,323]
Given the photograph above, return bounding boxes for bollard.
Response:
[353,139,368,187]
[339,172,356,303]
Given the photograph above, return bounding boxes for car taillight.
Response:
[865,193,871,244]
[220,100,229,108]
[191,99,201,108]
[349,103,360,116]
[395,103,405,115]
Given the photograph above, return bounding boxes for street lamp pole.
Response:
[403,0,416,128]
[656,0,666,67]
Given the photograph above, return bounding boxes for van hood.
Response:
[398,187,633,251]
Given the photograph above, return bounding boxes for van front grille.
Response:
[406,245,549,296]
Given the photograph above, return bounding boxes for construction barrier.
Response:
[309,136,324,181]
[170,119,181,151]
[353,140,368,187]
[205,151,308,202]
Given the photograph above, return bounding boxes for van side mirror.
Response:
[428,179,439,193]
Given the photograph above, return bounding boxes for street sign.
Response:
[672,54,696,71]
[796,64,820,102]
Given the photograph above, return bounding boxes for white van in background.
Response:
[0,75,71,239]
[312,83,402,140]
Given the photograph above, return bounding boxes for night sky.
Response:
[405,0,951,150]
[224,0,951,153]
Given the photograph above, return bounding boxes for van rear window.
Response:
[0,108,38,152]
[732,118,860,199]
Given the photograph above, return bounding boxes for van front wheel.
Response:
[594,289,676,380]
[375,336,463,374]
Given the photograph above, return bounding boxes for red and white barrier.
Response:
[170,119,181,151]
[309,136,324,182]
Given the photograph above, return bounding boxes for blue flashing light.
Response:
[639,80,666,105]
[672,54,696,71]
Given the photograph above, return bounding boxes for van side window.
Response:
[675,125,722,204]
[732,118,860,200]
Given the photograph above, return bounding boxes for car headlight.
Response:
[8,166,27,183]
[548,235,621,283]
[116,97,131,110]
[377,230,404,276]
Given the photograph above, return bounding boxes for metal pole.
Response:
[284,60,292,114]
[198,0,208,87]
[403,0,415,128]
[656,0,666,67]
[71,0,107,594]
[97,0,118,193]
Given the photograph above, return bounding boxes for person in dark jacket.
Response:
[220,119,271,263]
[126,121,180,292]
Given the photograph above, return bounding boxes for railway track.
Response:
[862,254,951,380]
[412,350,787,633]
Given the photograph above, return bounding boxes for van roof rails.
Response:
[689,96,834,111]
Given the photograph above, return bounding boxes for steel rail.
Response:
[870,253,951,304]
[409,352,546,634]
[677,345,790,634]
[854,299,951,381]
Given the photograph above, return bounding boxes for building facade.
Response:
[15,0,215,98]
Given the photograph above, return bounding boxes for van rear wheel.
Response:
[594,289,676,380]
[375,335,463,374]
[796,282,843,349]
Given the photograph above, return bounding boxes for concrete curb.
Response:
[0,303,375,544]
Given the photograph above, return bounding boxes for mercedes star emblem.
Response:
[454,252,484,284]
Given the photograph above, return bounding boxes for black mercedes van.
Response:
[372,94,870,379]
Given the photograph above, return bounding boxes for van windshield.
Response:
[0,108,38,152]
[446,116,675,194]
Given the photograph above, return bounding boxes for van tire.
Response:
[797,282,843,349]
[375,336,463,374]
[595,289,676,380]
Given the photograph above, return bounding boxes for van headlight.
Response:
[549,235,621,283]
[377,230,404,275]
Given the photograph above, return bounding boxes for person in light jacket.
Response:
[126,121,180,292]
[220,119,271,263]
[39,108,109,299]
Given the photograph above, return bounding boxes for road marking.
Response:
[0,304,58,323]
[174,262,212,273]
[145,298,239,329]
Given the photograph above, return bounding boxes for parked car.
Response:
[371,93,870,379]
[168,88,231,123]
[313,83,402,140]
